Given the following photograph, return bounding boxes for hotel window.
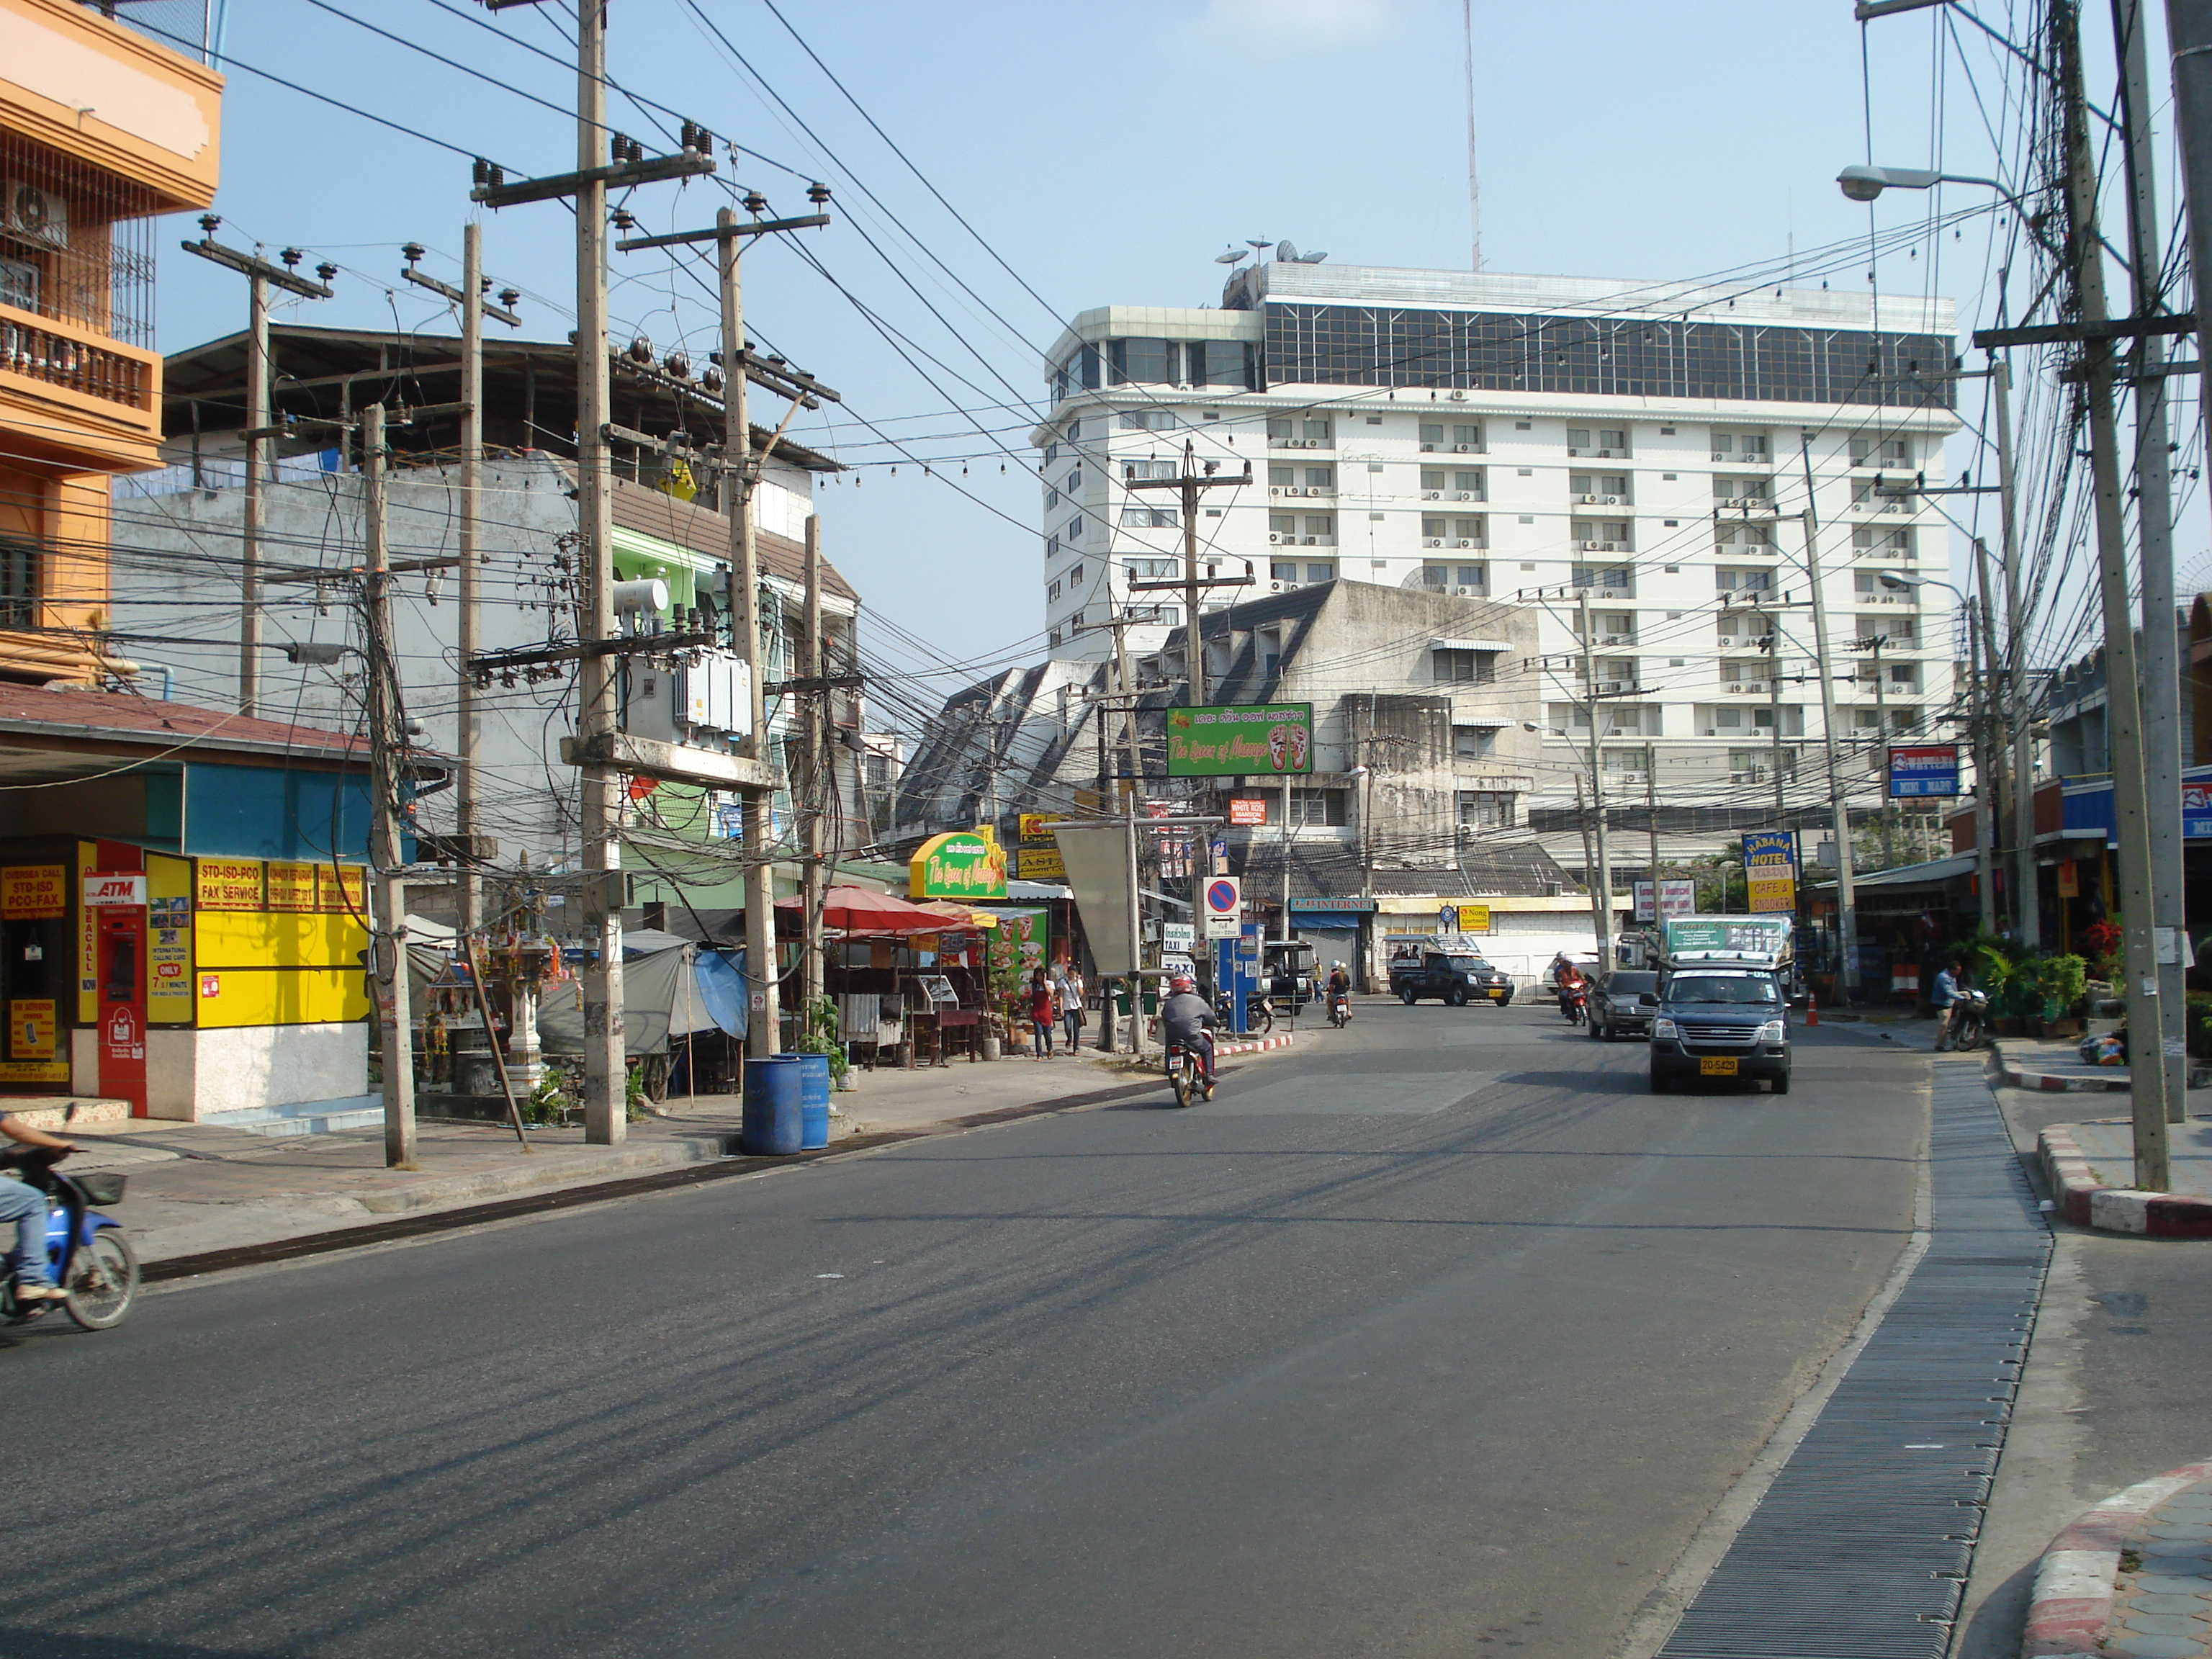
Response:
[1064,469,1082,493]
[1109,338,1172,384]
[1303,513,1336,543]
[1305,562,1336,583]
[1125,557,1175,579]
[1850,434,1911,466]
[1305,466,1335,490]
[1716,567,1775,593]
[1045,487,1060,511]
[1120,507,1179,528]
[1064,516,1084,542]
[1270,512,1298,538]
[1853,526,1912,557]
[1270,464,1295,487]
[1119,409,1176,430]
[1568,427,1629,457]
[1272,560,1300,580]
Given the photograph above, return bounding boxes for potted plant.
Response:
[978,1010,1005,1061]
[2032,954,2089,1038]
[793,994,853,1088]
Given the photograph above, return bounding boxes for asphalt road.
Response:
[0,1001,1928,1659]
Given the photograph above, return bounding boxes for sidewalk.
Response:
[2023,1462,2212,1658]
[2038,1115,2212,1238]
[1995,1035,2133,1093]
[61,1035,1296,1271]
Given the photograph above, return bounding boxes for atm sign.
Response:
[83,873,146,907]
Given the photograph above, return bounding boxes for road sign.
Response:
[1226,796,1267,826]
[1162,922,1195,951]
[1634,878,1696,922]
[1887,744,1961,797]
[1204,876,1242,938]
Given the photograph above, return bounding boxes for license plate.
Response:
[1699,1056,1740,1076]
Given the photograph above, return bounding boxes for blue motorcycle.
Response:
[0,1151,138,1331]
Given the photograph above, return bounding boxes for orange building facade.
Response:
[0,0,220,683]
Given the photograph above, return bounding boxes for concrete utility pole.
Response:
[1863,632,1895,866]
[571,2,626,1143]
[1765,616,1786,819]
[800,512,826,1019]
[362,404,415,1169]
[179,223,333,718]
[1966,598,1997,921]
[1579,589,1614,965]
[1970,535,2010,927]
[2051,0,2171,1179]
[1990,359,2040,949]
[1123,439,1252,706]
[2114,0,2190,1120]
[1645,742,1660,920]
[1796,447,1861,999]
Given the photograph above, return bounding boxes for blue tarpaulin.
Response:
[693,948,748,1041]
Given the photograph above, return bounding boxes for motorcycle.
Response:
[1328,990,1351,1028]
[1164,1038,1214,1109]
[1216,991,1274,1037]
[1944,987,1991,1052]
[0,1149,137,1331]
[1560,983,1589,1025]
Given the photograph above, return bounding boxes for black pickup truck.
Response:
[1388,950,1515,1007]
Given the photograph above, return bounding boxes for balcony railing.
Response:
[0,309,155,415]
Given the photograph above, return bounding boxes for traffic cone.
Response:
[1807,992,1820,1027]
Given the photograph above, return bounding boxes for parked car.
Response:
[1588,970,1661,1041]
[1389,950,1515,1007]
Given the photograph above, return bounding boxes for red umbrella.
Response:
[775,885,951,934]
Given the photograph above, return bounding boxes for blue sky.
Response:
[156,1,2195,697]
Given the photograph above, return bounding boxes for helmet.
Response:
[1169,973,1195,993]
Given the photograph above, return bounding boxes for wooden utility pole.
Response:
[1123,439,1252,706]
[179,224,333,717]
[362,404,416,1169]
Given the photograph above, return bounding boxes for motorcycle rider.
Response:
[0,1110,74,1304]
[1159,972,1218,1086]
[1931,954,1965,1051]
[1326,960,1352,1015]
[1554,956,1588,1019]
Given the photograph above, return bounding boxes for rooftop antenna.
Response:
[1246,238,1272,264]
[1463,0,1481,271]
[1277,240,1300,263]
[1215,245,1248,265]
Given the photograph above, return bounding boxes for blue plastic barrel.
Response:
[741,1055,804,1155]
[793,1053,832,1150]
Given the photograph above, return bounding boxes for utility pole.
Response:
[570,4,625,1143]
[2052,0,2170,1178]
[1645,742,1661,922]
[361,404,415,1169]
[180,222,333,718]
[1123,439,1253,706]
[1796,450,1861,1000]
[1970,536,2010,927]
[1991,359,2040,949]
[1764,616,1786,819]
[400,230,520,932]
[1864,632,1895,866]
[1578,589,1614,965]
[800,512,826,1018]
[2115,0,2189,1120]
[1966,598,1997,922]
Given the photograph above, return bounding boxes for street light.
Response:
[1835,165,2058,253]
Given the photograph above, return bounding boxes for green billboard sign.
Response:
[1164,703,1314,777]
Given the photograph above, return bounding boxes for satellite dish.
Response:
[1277,240,1299,262]
[1215,246,1246,264]
[1300,251,1328,263]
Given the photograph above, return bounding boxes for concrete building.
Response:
[107,325,866,918]
[1030,258,1963,865]
[0,0,221,683]
[896,578,1617,985]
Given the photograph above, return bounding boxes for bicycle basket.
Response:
[73,1173,126,1205]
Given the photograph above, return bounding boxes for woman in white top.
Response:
[1056,966,1086,1053]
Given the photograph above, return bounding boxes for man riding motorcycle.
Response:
[1159,973,1218,1085]
[0,1109,74,1306]
[1325,961,1352,1022]
[1552,956,1588,1020]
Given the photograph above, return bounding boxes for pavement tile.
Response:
[2149,1526,2212,1541]
[2131,1595,2212,1615]
[2105,1637,2209,1658]
[2125,1614,2212,1636]
[2133,1575,2212,1595]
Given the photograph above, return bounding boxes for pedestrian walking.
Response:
[1028,967,1056,1058]
[1058,966,1086,1053]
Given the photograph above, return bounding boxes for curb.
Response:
[1216,1033,1294,1058]
[2036,1122,2212,1237]
[2023,1460,2212,1656]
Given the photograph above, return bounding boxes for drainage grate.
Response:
[1656,1069,2050,1658]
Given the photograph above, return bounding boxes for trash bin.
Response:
[793,1053,832,1149]
[741,1055,804,1155]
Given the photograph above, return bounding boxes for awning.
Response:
[1815,853,1978,891]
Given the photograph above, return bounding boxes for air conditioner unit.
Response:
[1424,490,1443,500]
[1,181,68,249]
[1268,532,1285,544]
[1596,681,1624,694]
[1455,491,1475,501]
[1285,486,1305,496]
[1599,495,1622,505]
[1599,588,1621,598]
[1452,539,1473,549]
[1450,390,1468,401]
[1730,770,1753,784]
[1301,535,1319,545]
[1601,634,1628,645]
[1419,442,1437,452]
[1451,584,1481,596]
[1454,443,1473,452]
[1424,537,1444,547]
[1579,493,1599,504]
[1710,451,1731,462]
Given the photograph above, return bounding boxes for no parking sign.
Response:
[1204,876,1241,939]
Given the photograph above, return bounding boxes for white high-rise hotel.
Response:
[1032,259,1959,845]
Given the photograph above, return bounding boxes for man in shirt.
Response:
[1931,955,1964,1051]
[1158,973,1218,1084]
[0,1110,74,1306]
